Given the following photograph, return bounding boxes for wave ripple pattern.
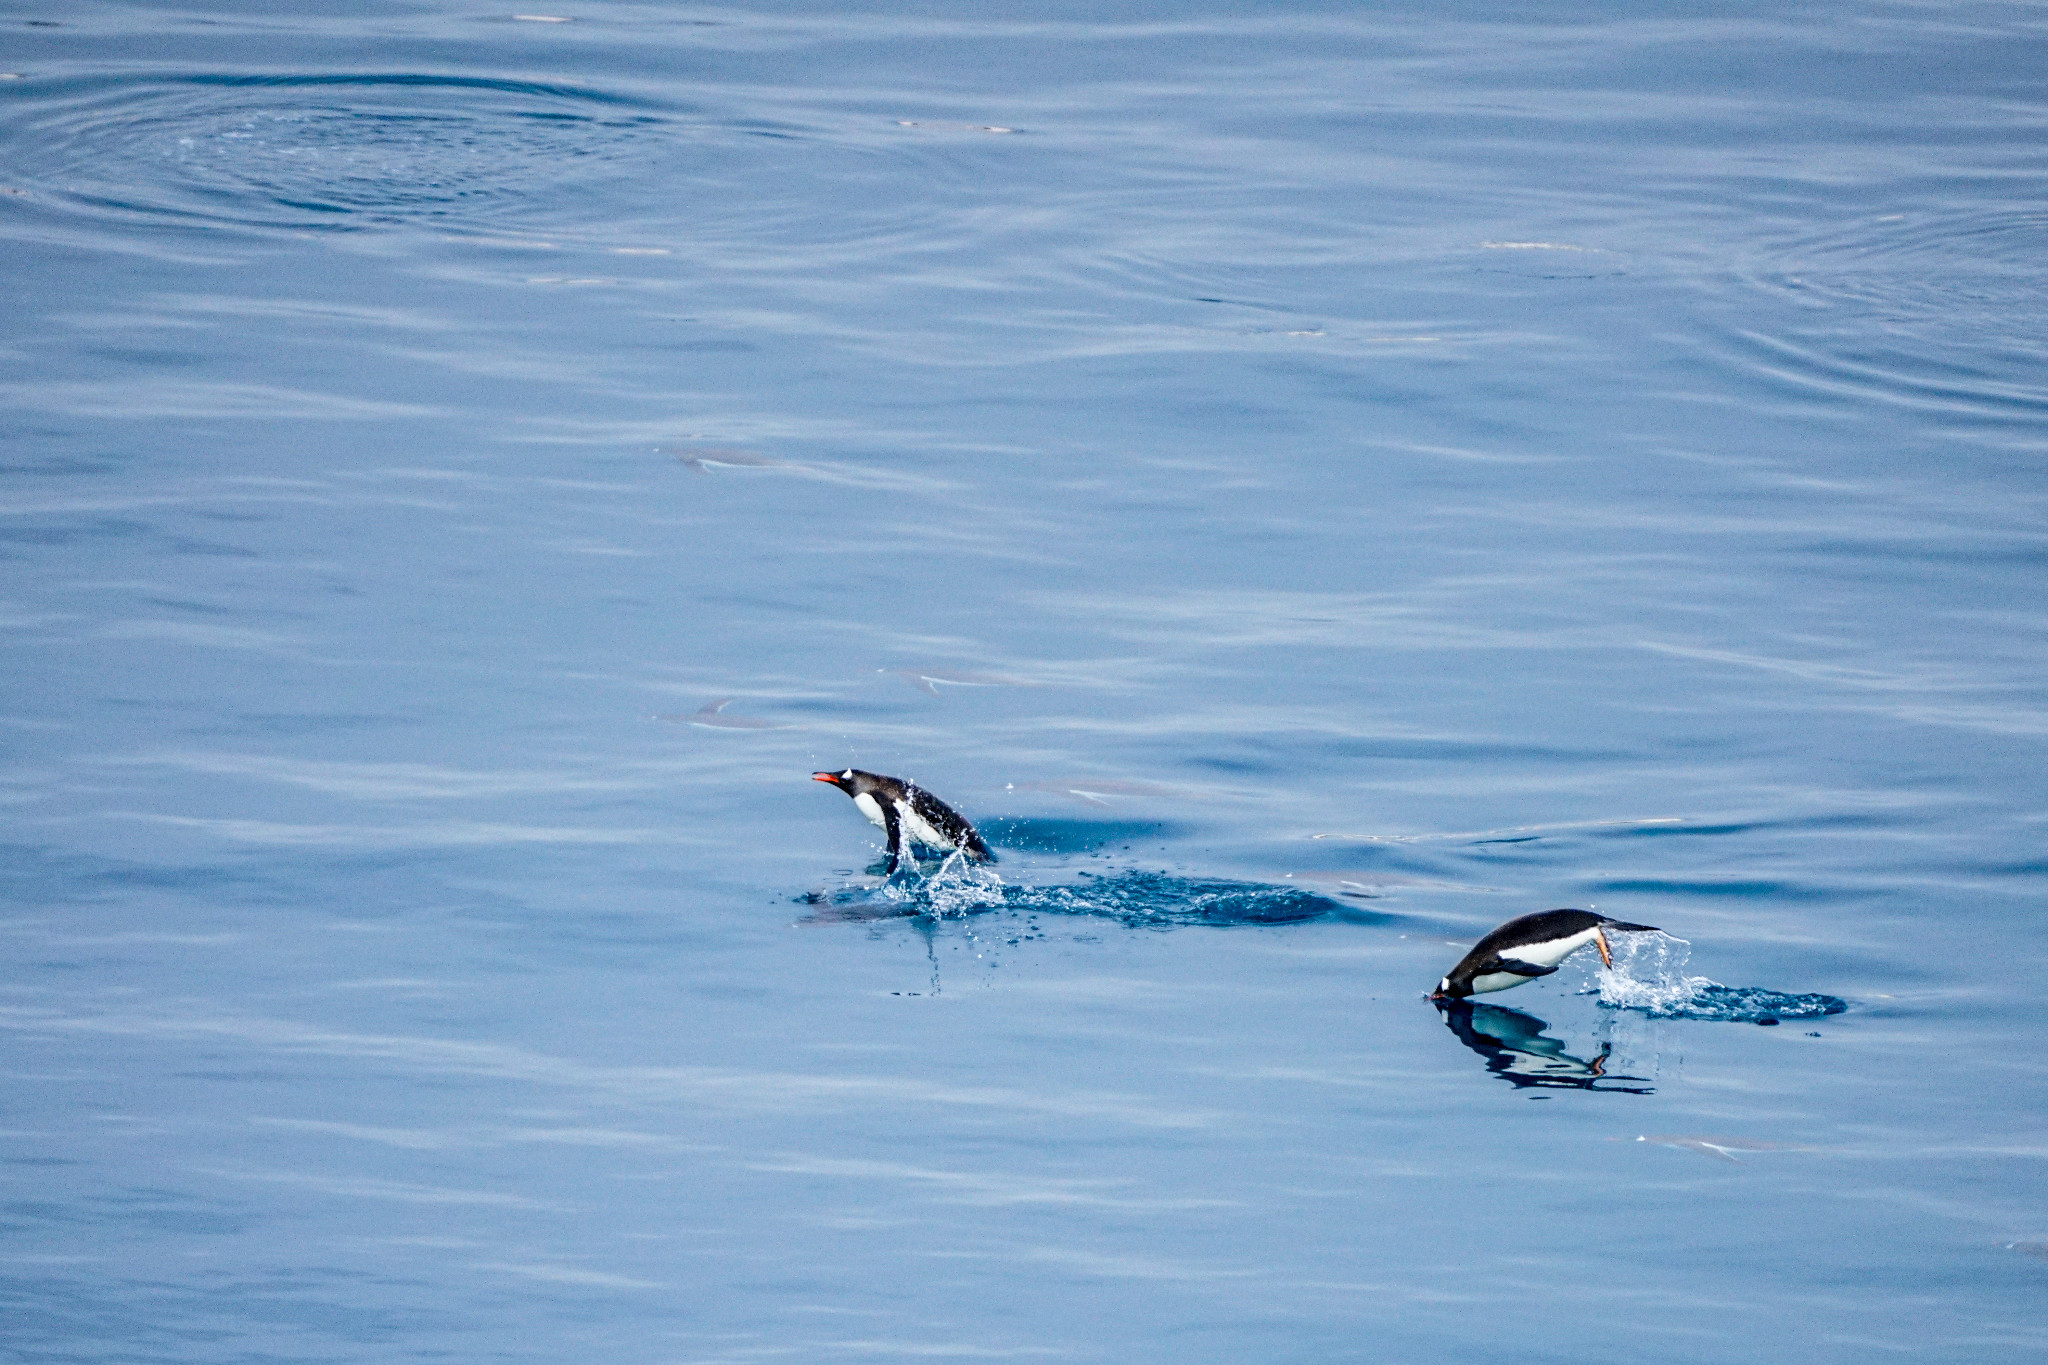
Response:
[0,4,2044,1365]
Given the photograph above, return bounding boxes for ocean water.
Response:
[2,2,2046,1360]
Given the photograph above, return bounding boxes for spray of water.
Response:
[919,850,1009,918]
[1594,932,1715,1011]
[1590,932,1848,1023]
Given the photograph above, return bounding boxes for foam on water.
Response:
[1592,932,1848,1023]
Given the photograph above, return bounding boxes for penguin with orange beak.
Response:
[1430,909,1660,999]
[812,769,993,874]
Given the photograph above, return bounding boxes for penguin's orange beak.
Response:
[812,772,839,785]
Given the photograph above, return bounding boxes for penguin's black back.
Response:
[1469,908,1647,958]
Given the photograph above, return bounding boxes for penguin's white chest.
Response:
[1469,971,1534,995]
[852,792,956,851]
[896,803,954,850]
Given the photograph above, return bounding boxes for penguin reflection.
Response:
[1433,999,1652,1094]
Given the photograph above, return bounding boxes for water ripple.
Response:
[1707,207,2048,427]
[1735,208,2048,341]
[1,72,675,234]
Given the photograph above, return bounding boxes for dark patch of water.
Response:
[1609,984,1849,1024]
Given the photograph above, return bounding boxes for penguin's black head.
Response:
[812,768,878,796]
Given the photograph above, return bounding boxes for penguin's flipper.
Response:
[879,801,905,875]
[1486,957,1559,979]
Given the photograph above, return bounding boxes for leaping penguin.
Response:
[1430,908,1660,999]
[812,769,994,874]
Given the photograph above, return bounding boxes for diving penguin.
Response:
[812,769,994,874]
[1430,908,1660,999]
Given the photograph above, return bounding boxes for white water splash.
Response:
[1591,932,1716,1012]
[1587,931,1848,1022]
[914,852,1008,919]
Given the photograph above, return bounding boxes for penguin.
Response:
[811,769,994,874]
[1429,908,1660,999]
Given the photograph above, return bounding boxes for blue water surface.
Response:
[3,2,2046,1360]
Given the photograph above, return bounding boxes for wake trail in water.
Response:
[799,861,1343,927]
[1591,932,1847,1023]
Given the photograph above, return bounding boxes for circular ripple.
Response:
[1704,207,2048,420]
[1735,207,2048,338]
[4,73,673,233]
